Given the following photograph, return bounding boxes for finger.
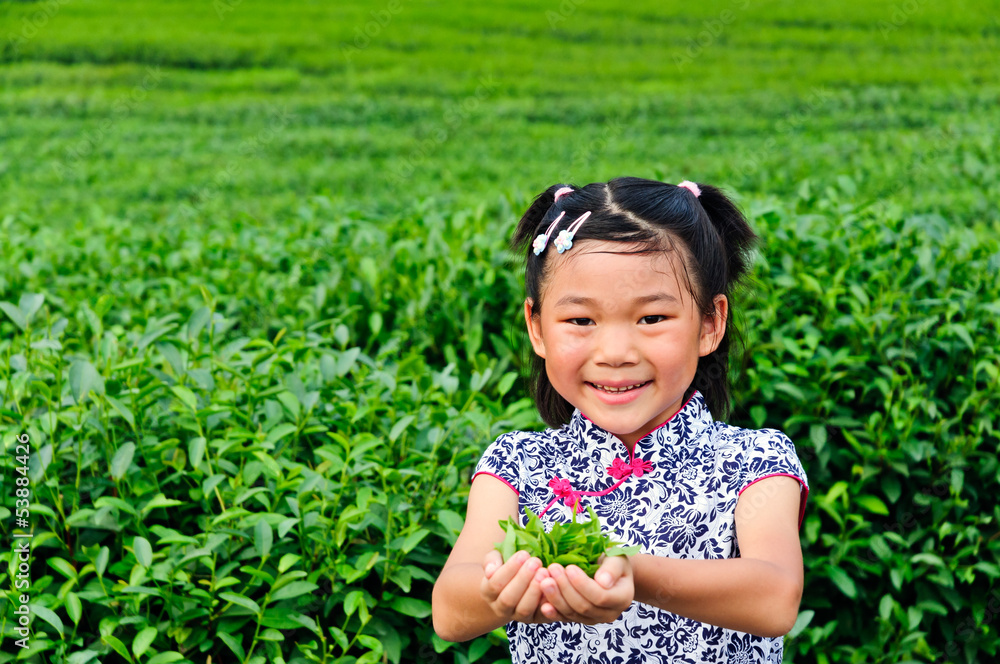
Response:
[496,555,543,615]
[543,563,591,617]
[593,556,627,591]
[481,550,528,600]
[483,548,504,579]
[536,599,570,623]
[512,570,546,621]
[564,563,619,610]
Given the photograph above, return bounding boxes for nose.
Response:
[593,323,640,367]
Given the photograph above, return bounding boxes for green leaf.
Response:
[133,627,158,659]
[188,436,207,469]
[399,528,430,554]
[105,395,136,429]
[388,596,431,618]
[187,306,212,340]
[855,494,889,515]
[141,493,184,515]
[146,653,183,664]
[69,360,99,404]
[496,371,518,397]
[19,292,45,322]
[48,557,78,580]
[102,634,133,663]
[553,553,589,566]
[328,625,349,651]
[0,301,27,331]
[389,415,415,443]
[265,422,298,447]
[111,442,136,481]
[500,522,516,562]
[220,591,262,615]
[344,590,364,618]
[269,581,318,603]
[255,518,273,559]
[30,603,64,636]
[95,546,110,577]
[170,385,198,412]
[788,609,815,639]
[278,553,301,574]
[65,592,82,625]
[217,632,246,661]
[133,536,153,568]
[605,544,640,557]
[827,565,857,598]
[468,637,492,663]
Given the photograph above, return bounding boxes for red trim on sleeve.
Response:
[472,471,519,496]
[738,473,809,530]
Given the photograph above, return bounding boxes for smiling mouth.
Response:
[587,381,651,394]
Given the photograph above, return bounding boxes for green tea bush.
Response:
[2,182,998,663]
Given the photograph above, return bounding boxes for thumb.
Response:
[595,556,626,589]
[483,549,503,578]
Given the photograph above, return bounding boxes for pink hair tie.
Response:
[677,180,701,197]
[553,186,574,201]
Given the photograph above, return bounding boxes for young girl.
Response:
[432,177,809,663]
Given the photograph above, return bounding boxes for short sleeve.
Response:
[739,429,810,529]
[472,433,520,496]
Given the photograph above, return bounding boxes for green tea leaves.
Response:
[494,507,638,577]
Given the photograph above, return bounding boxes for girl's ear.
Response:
[699,294,728,357]
[524,298,547,359]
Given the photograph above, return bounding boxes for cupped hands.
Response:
[481,549,634,626]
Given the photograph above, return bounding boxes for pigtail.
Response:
[685,183,759,419]
[693,183,758,287]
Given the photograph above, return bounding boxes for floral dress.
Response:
[473,391,809,663]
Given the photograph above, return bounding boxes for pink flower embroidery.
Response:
[631,458,654,477]
[606,458,632,480]
[547,477,584,513]
[606,457,655,479]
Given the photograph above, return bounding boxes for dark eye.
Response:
[639,315,667,325]
[568,318,594,326]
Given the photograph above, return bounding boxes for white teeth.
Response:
[592,382,646,393]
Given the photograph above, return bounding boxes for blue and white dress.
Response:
[473,390,809,663]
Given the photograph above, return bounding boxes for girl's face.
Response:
[524,240,727,450]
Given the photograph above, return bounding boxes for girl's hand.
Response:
[481,549,570,624]
[537,554,634,625]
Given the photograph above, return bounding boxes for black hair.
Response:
[509,176,758,427]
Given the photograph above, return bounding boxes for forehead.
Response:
[541,239,692,304]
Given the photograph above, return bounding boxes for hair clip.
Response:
[532,211,565,255]
[677,180,701,197]
[553,211,591,253]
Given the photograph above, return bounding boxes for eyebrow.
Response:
[553,292,680,308]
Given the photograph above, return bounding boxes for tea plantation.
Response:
[1,1,998,662]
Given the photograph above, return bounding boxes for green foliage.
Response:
[495,507,639,578]
[0,1,998,663]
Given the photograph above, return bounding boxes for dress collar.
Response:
[566,390,714,460]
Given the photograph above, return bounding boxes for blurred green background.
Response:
[1,1,999,663]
